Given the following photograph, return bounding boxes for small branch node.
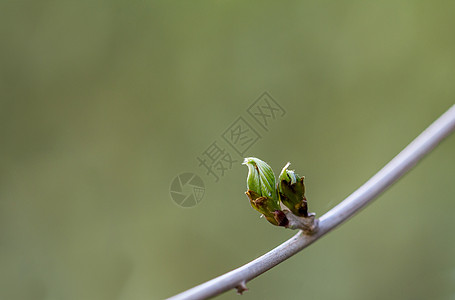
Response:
[235,281,248,295]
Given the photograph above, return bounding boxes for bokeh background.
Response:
[1,1,455,299]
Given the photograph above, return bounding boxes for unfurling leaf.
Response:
[243,157,288,227]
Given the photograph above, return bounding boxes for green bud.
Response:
[278,162,308,217]
[243,157,288,227]
[243,157,276,198]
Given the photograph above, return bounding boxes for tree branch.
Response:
[168,104,455,300]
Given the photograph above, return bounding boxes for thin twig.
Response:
[168,104,455,300]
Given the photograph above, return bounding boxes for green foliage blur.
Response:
[1,1,455,299]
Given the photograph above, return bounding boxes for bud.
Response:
[278,162,308,217]
[243,157,288,227]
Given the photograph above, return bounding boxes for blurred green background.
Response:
[1,1,455,299]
